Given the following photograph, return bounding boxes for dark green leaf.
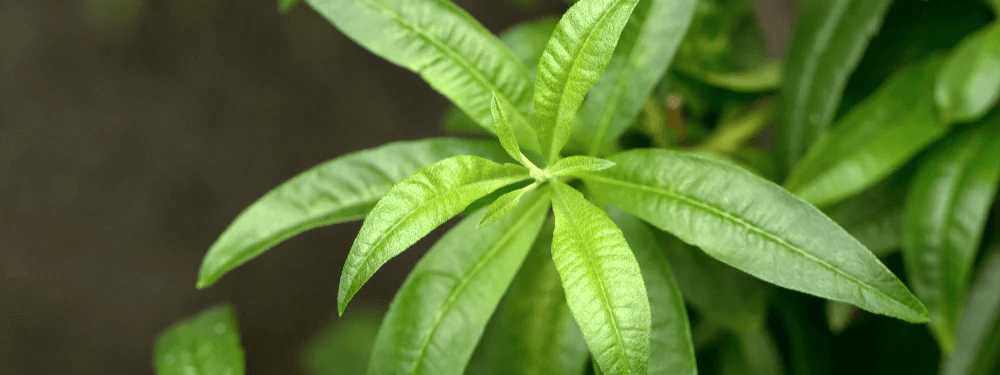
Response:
[943,245,1000,375]
[936,23,1000,124]
[338,156,530,314]
[154,305,244,375]
[571,0,697,156]
[717,329,785,375]
[608,208,697,375]
[902,117,1000,351]
[582,149,929,322]
[775,0,894,176]
[550,181,651,374]
[368,190,550,374]
[197,139,508,288]
[300,307,384,375]
[784,56,949,208]
[533,0,640,162]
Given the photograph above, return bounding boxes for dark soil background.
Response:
[0,0,793,373]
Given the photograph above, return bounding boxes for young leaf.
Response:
[154,305,244,375]
[549,182,651,374]
[278,0,299,12]
[471,223,590,375]
[303,0,538,149]
[533,0,641,162]
[581,149,929,322]
[491,93,528,166]
[652,229,770,332]
[548,156,616,177]
[943,245,1000,375]
[935,23,1000,124]
[478,182,538,228]
[571,0,697,156]
[338,156,530,314]
[608,208,697,375]
[368,190,549,375]
[902,118,1000,352]
[775,0,893,176]
[197,139,508,288]
[784,56,949,208]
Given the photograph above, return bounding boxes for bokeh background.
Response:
[0,0,797,374]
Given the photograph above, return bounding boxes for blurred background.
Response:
[0,0,809,373]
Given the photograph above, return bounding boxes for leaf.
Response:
[549,156,616,177]
[784,56,949,208]
[478,182,538,228]
[300,307,384,375]
[338,156,530,314]
[698,100,775,156]
[608,208,697,375]
[154,305,244,375]
[550,181,651,374]
[652,229,770,332]
[279,0,300,12]
[935,22,1000,124]
[532,0,641,162]
[491,93,529,166]
[825,301,858,335]
[677,60,783,93]
[571,0,697,156]
[303,0,538,148]
[775,0,894,176]
[902,117,1000,352]
[581,149,929,322]
[469,223,590,375]
[368,190,550,375]
[717,329,785,375]
[943,245,1000,375]
[197,138,508,289]
[773,291,834,375]
[823,177,907,258]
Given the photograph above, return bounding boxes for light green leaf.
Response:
[279,0,300,12]
[718,329,785,375]
[303,0,538,148]
[943,245,1000,375]
[784,56,949,208]
[608,208,697,375]
[678,60,783,93]
[936,22,1000,124]
[775,0,894,176]
[491,93,529,166]
[698,101,775,156]
[368,190,549,375]
[582,149,929,322]
[571,0,697,156]
[469,223,590,375]
[338,156,530,314]
[197,138,508,289]
[902,117,1000,352]
[479,182,538,228]
[550,181,651,374]
[154,305,244,375]
[652,229,770,332]
[823,177,907,258]
[533,0,640,162]
[548,156,616,177]
[301,307,384,375]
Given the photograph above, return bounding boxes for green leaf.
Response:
[469,223,590,375]
[823,177,907,258]
[608,208,697,375]
[154,305,244,375]
[368,190,550,375]
[775,0,894,176]
[784,56,949,208]
[550,181,651,374]
[279,0,300,12]
[902,117,1000,352]
[491,93,530,167]
[935,22,1000,124]
[825,301,858,335]
[303,0,538,148]
[549,156,616,177]
[478,182,538,228]
[338,156,530,314]
[652,229,770,332]
[698,101,775,156]
[718,329,785,375]
[300,307,384,375]
[582,149,929,322]
[570,0,697,156]
[943,245,1000,375]
[677,60,783,93]
[197,138,508,289]
[533,0,641,162]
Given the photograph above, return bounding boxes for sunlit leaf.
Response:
[935,22,1000,124]
[154,305,244,375]
[548,156,616,177]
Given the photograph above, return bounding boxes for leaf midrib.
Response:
[408,195,549,374]
[584,173,917,315]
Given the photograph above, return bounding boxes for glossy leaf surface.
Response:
[936,23,1000,124]
[775,0,893,175]
[198,139,508,288]
[550,182,651,374]
[943,246,1000,375]
[533,0,640,162]
[902,118,1000,351]
[154,306,244,375]
[338,156,529,314]
[784,56,949,208]
[368,191,549,375]
[582,149,929,322]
